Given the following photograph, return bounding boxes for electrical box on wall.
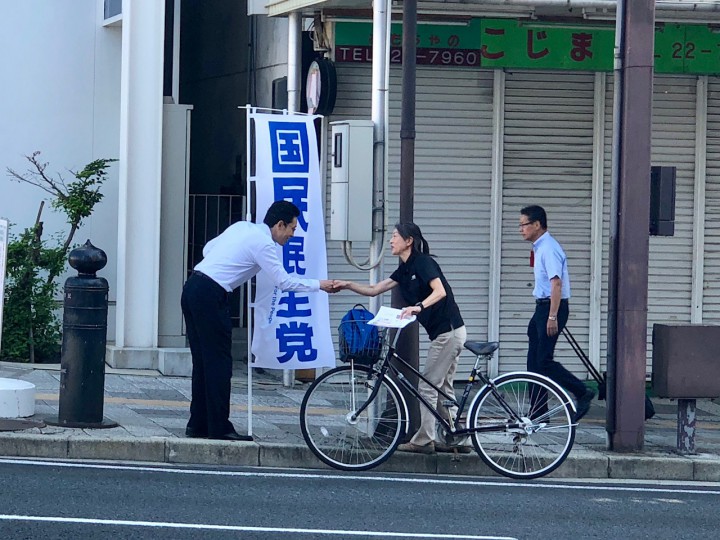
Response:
[650,166,676,236]
[330,120,374,241]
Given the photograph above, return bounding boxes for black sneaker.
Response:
[573,389,596,423]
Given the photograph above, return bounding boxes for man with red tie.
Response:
[520,205,595,422]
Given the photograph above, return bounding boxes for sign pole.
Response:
[606,0,655,451]
[395,0,421,437]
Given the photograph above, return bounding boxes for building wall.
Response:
[180,0,250,196]
[253,16,289,110]
[0,0,121,339]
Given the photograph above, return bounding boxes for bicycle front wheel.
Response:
[469,372,576,479]
[300,365,406,471]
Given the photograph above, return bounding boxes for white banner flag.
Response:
[250,112,334,370]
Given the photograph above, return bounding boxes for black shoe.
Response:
[185,427,208,439]
[573,389,596,423]
[209,430,254,442]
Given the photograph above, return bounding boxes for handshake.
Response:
[319,280,351,293]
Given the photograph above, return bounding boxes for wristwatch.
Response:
[548,315,558,321]
[415,302,424,312]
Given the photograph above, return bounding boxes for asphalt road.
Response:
[0,458,719,539]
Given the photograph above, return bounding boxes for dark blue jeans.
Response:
[527,300,587,415]
[181,272,234,437]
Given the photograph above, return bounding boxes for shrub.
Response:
[1,152,115,362]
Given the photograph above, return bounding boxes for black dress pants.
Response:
[181,272,234,437]
[527,300,587,414]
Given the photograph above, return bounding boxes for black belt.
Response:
[192,270,215,282]
[191,271,227,295]
[536,298,569,305]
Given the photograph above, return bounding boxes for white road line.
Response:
[0,514,515,539]
[1,457,719,496]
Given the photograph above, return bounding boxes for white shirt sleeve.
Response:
[256,240,320,292]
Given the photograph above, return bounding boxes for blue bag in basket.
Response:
[339,304,382,365]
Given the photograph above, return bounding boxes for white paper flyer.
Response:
[368,306,417,328]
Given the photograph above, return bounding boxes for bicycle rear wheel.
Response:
[300,365,405,471]
[469,372,576,479]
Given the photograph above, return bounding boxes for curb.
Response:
[1,433,719,481]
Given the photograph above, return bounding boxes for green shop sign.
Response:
[334,20,720,74]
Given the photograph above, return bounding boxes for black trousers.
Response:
[527,300,587,411]
[181,272,234,437]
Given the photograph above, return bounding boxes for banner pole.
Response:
[245,104,254,437]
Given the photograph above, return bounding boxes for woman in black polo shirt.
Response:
[336,222,467,454]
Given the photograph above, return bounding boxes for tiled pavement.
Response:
[1,360,720,481]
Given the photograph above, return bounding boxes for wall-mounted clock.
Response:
[306,57,337,116]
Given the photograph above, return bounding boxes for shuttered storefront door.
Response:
[645,76,697,367]
[599,76,697,372]
[499,71,595,374]
[326,64,494,372]
[703,78,720,323]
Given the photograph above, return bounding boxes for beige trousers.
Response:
[410,326,467,446]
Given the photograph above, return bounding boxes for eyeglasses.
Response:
[519,221,536,229]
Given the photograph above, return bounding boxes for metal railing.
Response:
[188,194,245,326]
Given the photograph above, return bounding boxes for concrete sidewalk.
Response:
[1,360,720,482]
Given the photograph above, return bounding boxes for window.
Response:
[104,0,122,20]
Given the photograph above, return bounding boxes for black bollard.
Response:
[50,240,117,428]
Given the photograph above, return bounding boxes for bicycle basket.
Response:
[338,319,387,366]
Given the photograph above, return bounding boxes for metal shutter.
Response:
[326,64,494,372]
[599,75,697,373]
[645,76,697,368]
[703,77,720,322]
[499,71,595,375]
[599,74,615,369]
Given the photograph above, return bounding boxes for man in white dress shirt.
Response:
[181,201,335,440]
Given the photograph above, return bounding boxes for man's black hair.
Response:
[264,200,300,228]
[521,205,548,229]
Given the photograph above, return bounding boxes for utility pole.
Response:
[392,0,420,436]
[606,0,656,451]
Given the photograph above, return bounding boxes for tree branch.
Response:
[6,152,69,201]
[6,168,59,198]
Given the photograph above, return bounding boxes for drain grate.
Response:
[0,418,46,431]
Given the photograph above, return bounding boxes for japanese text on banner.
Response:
[251,114,334,370]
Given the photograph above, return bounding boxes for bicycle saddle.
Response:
[464,341,499,356]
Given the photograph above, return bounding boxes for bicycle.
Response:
[300,321,577,479]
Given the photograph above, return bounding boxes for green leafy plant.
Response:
[1,152,116,362]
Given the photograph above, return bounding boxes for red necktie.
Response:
[530,249,534,268]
